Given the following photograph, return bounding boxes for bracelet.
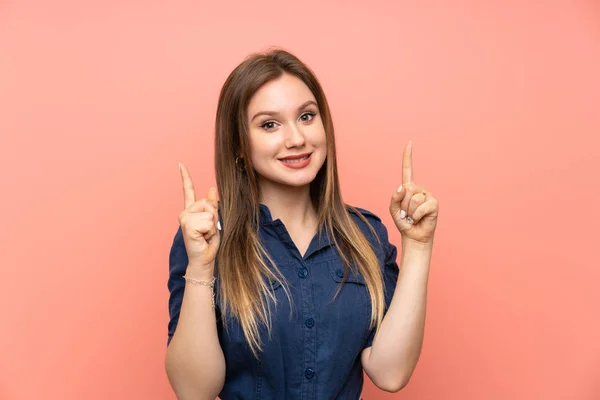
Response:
[183,275,216,310]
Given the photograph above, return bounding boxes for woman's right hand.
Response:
[178,162,221,273]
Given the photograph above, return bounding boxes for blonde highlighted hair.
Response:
[215,49,385,358]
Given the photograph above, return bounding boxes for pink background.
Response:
[1,1,599,399]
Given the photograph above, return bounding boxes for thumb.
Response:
[207,187,221,232]
[207,187,218,209]
[389,185,406,213]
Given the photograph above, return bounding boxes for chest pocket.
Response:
[328,260,371,314]
[268,278,282,291]
[265,261,295,292]
[328,262,367,285]
[321,260,372,345]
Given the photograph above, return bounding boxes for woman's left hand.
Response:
[389,141,439,245]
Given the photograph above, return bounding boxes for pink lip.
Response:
[279,153,312,161]
[278,153,312,169]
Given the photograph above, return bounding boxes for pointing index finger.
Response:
[179,163,196,209]
[402,141,414,184]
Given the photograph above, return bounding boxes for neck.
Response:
[259,181,316,229]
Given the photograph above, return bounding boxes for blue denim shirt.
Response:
[167,204,399,400]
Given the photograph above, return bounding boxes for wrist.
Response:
[402,237,433,250]
[401,237,434,253]
[183,267,217,311]
[185,264,215,280]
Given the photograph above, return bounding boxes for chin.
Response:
[259,168,321,189]
[275,173,318,188]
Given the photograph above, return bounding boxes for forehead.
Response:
[247,74,316,115]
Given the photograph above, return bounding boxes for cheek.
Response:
[313,123,327,147]
[308,121,327,147]
[248,132,280,162]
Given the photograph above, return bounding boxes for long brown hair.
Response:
[214,48,385,358]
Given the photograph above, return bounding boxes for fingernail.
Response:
[400,210,406,219]
[178,162,181,171]
[407,216,414,224]
[397,185,403,193]
[217,221,222,230]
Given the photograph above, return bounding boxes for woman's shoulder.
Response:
[347,205,382,222]
[346,205,389,238]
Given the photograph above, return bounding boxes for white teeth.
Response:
[281,155,309,163]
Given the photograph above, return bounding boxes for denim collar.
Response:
[257,203,334,258]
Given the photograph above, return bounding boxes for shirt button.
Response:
[336,269,344,278]
[305,368,315,379]
[304,317,315,328]
[298,268,308,278]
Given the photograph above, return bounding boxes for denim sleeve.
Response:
[167,226,187,346]
[363,220,400,349]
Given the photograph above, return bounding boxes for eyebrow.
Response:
[250,100,318,122]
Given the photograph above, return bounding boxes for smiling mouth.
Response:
[279,153,312,164]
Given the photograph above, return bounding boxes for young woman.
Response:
[165,49,439,400]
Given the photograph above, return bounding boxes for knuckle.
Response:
[178,211,188,223]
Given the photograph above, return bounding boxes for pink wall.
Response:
[1,1,599,399]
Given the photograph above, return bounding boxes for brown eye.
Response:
[261,120,277,130]
[300,112,316,122]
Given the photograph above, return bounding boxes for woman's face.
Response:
[246,73,327,191]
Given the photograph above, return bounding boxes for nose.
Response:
[284,123,306,148]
